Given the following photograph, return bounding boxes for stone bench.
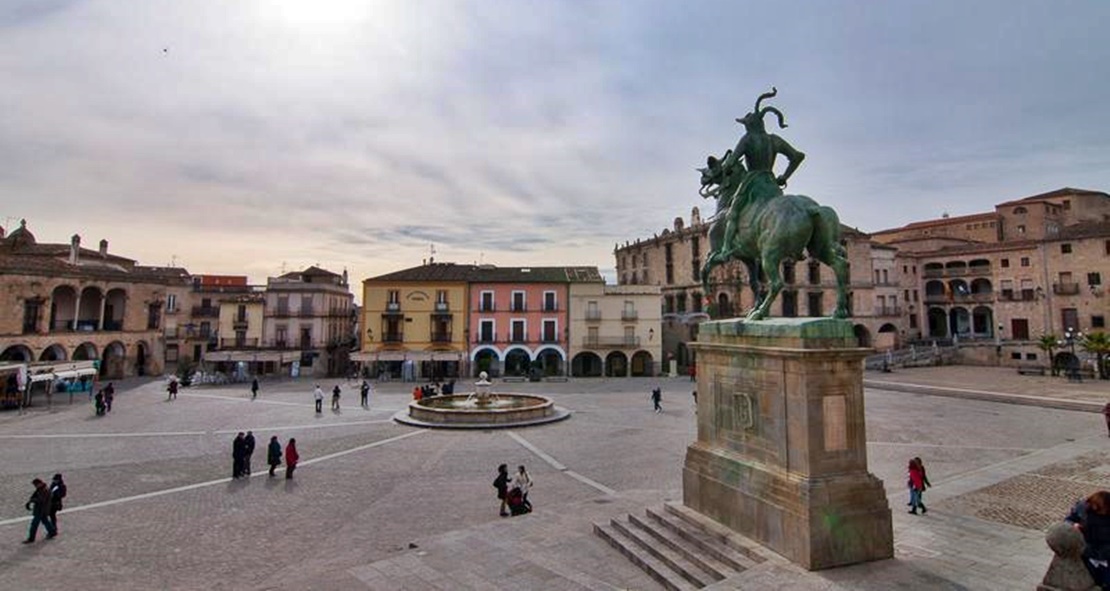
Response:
[501,376,527,383]
[544,376,569,382]
[1039,521,1097,591]
[1018,365,1047,376]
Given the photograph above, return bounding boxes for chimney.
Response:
[69,234,80,264]
[99,239,108,257]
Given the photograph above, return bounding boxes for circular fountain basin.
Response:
[392,393,570,429]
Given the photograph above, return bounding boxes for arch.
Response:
[503,349,531,377]
[605,351,628,377]
[135,340,149,377]
[630,351,654,377]
[716,292,732,318]
[948,307,971,337]
[924,280,946,297]
[1013,206,1028,215]
[970,278,992,295]
[104,288,127,331]
[927,307,948,338]
[39,344,67,362]
[73,342,99,361]
[76,286,104,331]
[571,352,602,377]
[49,285,78,331]
[923,262,943,277]
[99,341,124,378]
[853,324,871,348]
[878,323,897,334]
[0,344,33,362]
[948,279,969,297]
[969,259,991,272]
[473,348,499,377]
[944,261,967,273]
[534,346,566,377]
[971,306,993,337]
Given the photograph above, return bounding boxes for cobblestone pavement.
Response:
[866,365,1110,407]
[0,374,1105,589]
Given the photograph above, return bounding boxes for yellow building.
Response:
[356,263,470,379]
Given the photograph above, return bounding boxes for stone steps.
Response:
[593,503,772,590]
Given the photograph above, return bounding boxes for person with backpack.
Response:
[493,464,510,517]
[48,474,66,533]
[267,436,283,477]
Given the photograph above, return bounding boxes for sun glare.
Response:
[271,0,376,28]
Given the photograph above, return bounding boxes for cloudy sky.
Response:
[2,0,1108,289]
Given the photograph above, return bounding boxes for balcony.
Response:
[621,310,639,321]
[233,318,249,329]
[511,305,527,313]
[479,304,495,313]
[1053,282,1080,296]
[298,308,315,317]
[477,334,495,344]
[585,310,602,322]
[581,336,640,349]
[510,333,527,344]
[431,331,452,343]
[273,307,292,318]
[382,331,403,343]
[164,327,180,340]
[103,320,123,331]
[543,304,558,312]
[384,302,402,315]
[541,334,559,344]
[191,306,219,318]
[874,306,902,317]
[433,302,450,314]
[219,337,259,349]
[923,268,944,278]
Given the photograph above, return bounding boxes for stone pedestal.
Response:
[684,318,893,570]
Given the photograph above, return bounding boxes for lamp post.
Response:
[1059,328,1083,382]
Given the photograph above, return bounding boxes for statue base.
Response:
[684,318,893,570]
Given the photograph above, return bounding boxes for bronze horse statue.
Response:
[700,88,850,320]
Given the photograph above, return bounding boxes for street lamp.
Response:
[1059,328,1084,382]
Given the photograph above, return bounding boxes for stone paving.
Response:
[0,369,1105,589]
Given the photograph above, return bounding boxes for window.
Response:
[664,295,674,314]
[692,292,702,313]
[166,293,178,312]
[1013,206,1028,214]
[1025,353,1038,361]
[677,293,687,314]
[904,290,910,302]
[1088,273,1102,286]
[807,292,823,317]
[1020,257,1030,267]
[300,326,312,348]
[542,319,557,342]
[300,296,313,315]
[510,319,526,343]
[1105,240,1110,255]
[478,320,494,343]
[480,291,494,312]
[1061,243,1072,254]
[147,303,161,330]
[1000,279,1014,300]
[387,290,399,304]
[22,299,41,334]
[1093,316,1106,329]
[624,326,635,346]
[782,262,795,284]
[781,290,797,317]
[436,290,447,304]
[909,314,918,329]
[1011,318,1029,340]
[622,300,637,320]
[664,244,674,284]
[511,291,526,312]
[587,300,600,320]
[1010,352,1022,360]
[1000,258,1009,268]
[276,326,288,347]
[236,304,247,323]
[873,270,880,284]
[1017,225,1026,234]
[882,269,889,284]
[543,291,557,311]
[808,261,820,285]
[199,321,212,339]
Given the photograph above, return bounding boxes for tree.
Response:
[1037,334,1059,376]
[176,355,197,386]
[1081,331,1110,380]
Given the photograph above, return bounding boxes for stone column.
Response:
[684,317,893,570]
[72,294,81,331]
[99,296,107,331]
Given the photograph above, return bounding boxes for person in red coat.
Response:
[907,457,931,514]
[284,438,299,480]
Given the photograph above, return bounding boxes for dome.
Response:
[4,219,36,248]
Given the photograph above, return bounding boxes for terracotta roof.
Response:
[997,187,1110,207]
[871,212,996,236]
[365,263,603,284]
[1054,220,1110,241]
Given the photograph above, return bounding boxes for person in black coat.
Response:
[267,436,282,477]
[48,473,66,533]
[232,432,246,478]
[23,478,56,542]
[243,431,256,476]
[493,464,510,517]
[1066,490,1110,589]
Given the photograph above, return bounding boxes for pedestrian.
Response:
[1103,401,1110,437]
[243,431,256,476]
[93,390,106,416]
[907,457,931,514]
[251,378,259,400]
[1065,490,1110,588]
[104,382,115,401]
[267,436,282,477]
[493,463,510,517]
[360,380,370,408]
[313,385,323,414]
[104,385,114,412]
[232,432,246,478]
[48,473,66,533]
[331,384,341,411]
[516,465,534,512]
[651,386,662,413]
[167,377,178,401]
[284,438,299,479]
[23,478,56,543]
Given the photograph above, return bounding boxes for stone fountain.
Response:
[393,372,569,429]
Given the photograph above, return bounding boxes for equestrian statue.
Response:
[700,87,850,320]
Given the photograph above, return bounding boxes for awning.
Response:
[30,367,97,382]
[204,351,291,363]
[351,351,464,362]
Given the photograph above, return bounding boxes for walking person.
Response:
[651,386,662,413]
[313,385,323,414]
[23,478,56,543]
[1065,490,1110,588]
[251,378,259,400]
[48,474,66,534]
[516,465,534,512]
[907,458,931,514]
[93,390,106,416]
[232,432,246,479]
[360,380,371,408]
[331,384,341,411]
[267,436,283,477]
[167,378,178,401]
[284,438,299,479]
[1103,401,1110,437]
[493,464,510,517]
[243,431,256,476]
[104,386,114,412]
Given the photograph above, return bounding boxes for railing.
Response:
[581,336,640,348]
[298,308,315,317]
[923,268,944,278]
[585,310,602,321]
[233,319,249,329]
[219,337,259,349]
[510,334,527,344]
[1053,282,1080,296]
[967,266,992,276]
[382,331,403,343]
[479,304,495,312]
[874,306,902,316]
[541,334,559,343]
[511,305,527,312]
[477,335,495,344]
[273,307,292,317]
[191,306,219,317]
[621,310,639,321]
[103,320,123,331]
[543,305,558,312]
[384,303,402,314]
[944,268,968,276]
[434,302,449,312]
[431,331,452,343]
